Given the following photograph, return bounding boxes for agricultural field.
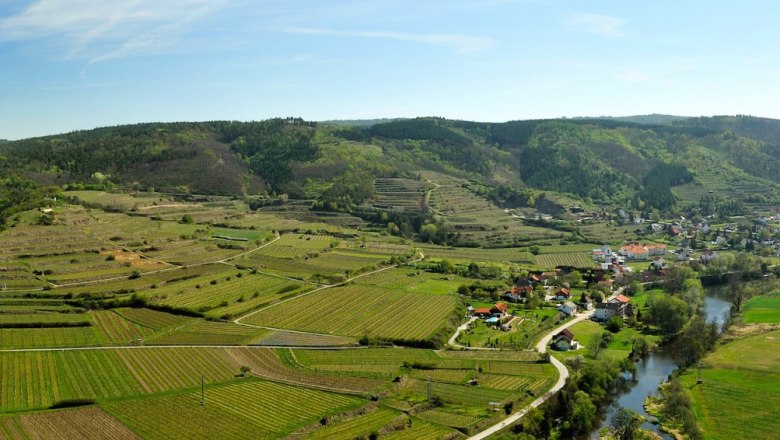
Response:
[146,320,265,345]
[742,292,780,323]
[1,406,141,439]
[102,379,365,440]
[373,177,431,212]
[421,171,565,247]
[679,328,780,440]
[241,283,457,340]
[533,252,596,270]
[146,268,308,318]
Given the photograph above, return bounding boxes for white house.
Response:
[701,251,718,262]
[558,301,578,317]
[552,329,579,351]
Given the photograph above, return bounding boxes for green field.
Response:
[242,283,457,340]
[679,329,780,440]
[103,379,363,440]
[742,292,780,323]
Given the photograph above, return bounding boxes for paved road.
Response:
[468,289,622,439]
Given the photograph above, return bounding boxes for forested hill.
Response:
[2,115,780,215]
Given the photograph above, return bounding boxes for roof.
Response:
[492,303,508,313]
[615,294,630,303]
[596,301,621,310]
[556,328,574,339]
[563,301,577,309]
[474,308,491,314]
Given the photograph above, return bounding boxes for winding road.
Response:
[468,288,621,439]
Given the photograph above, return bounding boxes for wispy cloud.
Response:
[564,13,626,37]
[282,27,494,53]
[0,0,230,64]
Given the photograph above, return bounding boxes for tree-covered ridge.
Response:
[2,115,780,214]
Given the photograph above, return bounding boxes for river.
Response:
[588,290,732,438]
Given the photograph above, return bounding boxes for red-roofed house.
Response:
[553,288,571,300]
[473,308,492,318]
[491,303,508,318]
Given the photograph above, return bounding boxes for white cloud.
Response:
[282,27,494,53]
[0,0,230,63]
[565,13,625,37]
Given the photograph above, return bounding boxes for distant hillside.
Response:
[583,114,689,125]
[319,118,405,127]
[3,115,780,220]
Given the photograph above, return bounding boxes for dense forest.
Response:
[2,115,780,220]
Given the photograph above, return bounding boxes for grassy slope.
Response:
[679,293,780,439]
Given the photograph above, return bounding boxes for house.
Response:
[597,279,614,290]
[490,303,508,318]
[647,244,667,255]
[701,251,718,262]
[650,256,666,270]
[553,288,571,300]
[677,248,692,261]
[650,223,664,233]
[473,308,492,319]
[558,301,578,316]
[594,302,622,321]
[578,297,594,311]
[591,245,613,262]
[594,295,629,321]
[503,285,532,303]
[552,329,579,351]
[620,244,649,260]
[714,235,727,246]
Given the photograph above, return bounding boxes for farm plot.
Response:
[252,330,357,347]
[66,190,163,211]
[417,409,482,429]
[305,408,407,439]
[147,320,265,345]
[242,284,457,340]
[0,223,101,259]
[0,349,142,410]
[0,313,89,325]
[254,233,334,258]
[61,263,227,297]
[680,329,780,440]
[420,245,533,264]
[742,293,780,323]
[226,348,384,394]
[533,252,596,269]
[141,239,244,266]
[398,378,513,406]
[113,347,239,394]
[0,263,45,290]
[102,379,363,440]
[113,308,193,330]
[151,270,307,318]
[0,326,101,349]
[294,347,443,378]
[5,406,141,440]
[373,177,431,212]
[91,310,157,345]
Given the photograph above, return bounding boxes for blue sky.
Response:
[1,0,779,139]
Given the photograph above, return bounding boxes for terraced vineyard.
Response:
[373,177,431,212]
[421,171,564,247]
